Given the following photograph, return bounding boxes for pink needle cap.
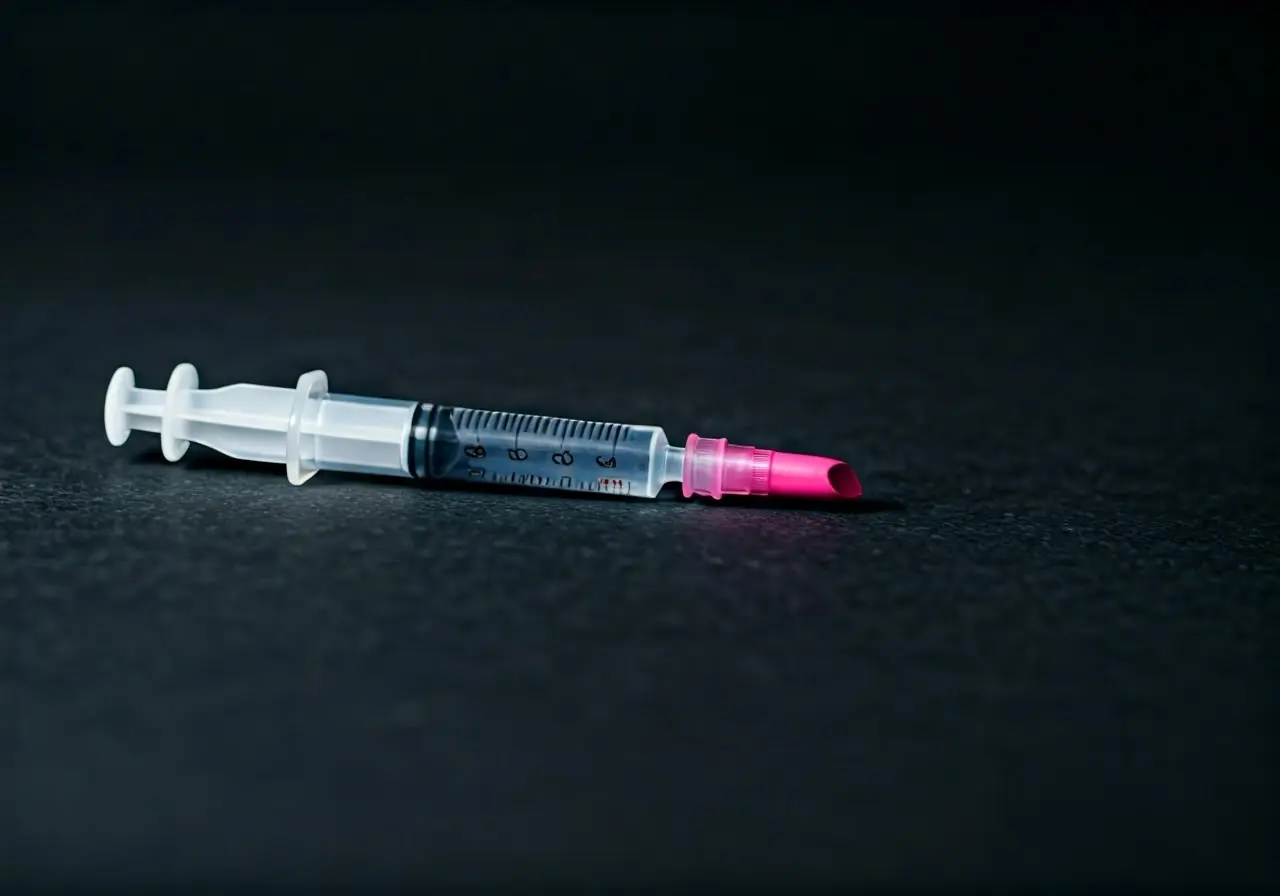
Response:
[681,434,861,501]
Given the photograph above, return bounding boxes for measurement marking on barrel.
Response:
[596,425,622,468]
[509,416,529,461]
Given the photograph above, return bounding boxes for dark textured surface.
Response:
[3,8,1278,891]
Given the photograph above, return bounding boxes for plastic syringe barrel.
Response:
[105,363,676,494]
[105,364,416,485]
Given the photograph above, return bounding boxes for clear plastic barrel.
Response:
[408,405,683,499]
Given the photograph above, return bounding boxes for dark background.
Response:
[2,6,1277,891]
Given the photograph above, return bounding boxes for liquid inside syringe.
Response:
[408,405,681,499]
[104,364,861,502]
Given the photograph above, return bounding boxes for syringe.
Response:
[104,364,861,502]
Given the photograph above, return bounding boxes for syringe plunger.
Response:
[105,364,416,485]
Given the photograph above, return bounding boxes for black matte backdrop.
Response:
[2,7,1277,892]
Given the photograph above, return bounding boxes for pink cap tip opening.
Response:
[682,434,861,501]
